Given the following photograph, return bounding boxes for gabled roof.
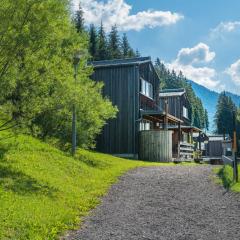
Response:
[159,88,186,97]
[90,57,151,68]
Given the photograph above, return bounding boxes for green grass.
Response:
[0,131,168,240]
[214,165,240,192]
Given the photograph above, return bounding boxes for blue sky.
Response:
[74,0,240,95]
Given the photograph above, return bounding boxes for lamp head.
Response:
[73,50,87,66]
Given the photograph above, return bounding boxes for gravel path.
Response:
[64,165,240,240]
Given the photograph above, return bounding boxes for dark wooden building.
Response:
[159,88,191,125]
[159,89,202,160]
[91,57,180,159]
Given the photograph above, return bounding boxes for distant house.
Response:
[159,88,191,125]
[91,57,181,160]
[205,135,230,159]
[159,89,202,160]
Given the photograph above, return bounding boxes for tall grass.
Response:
[0,131,161,239]
[216,165,240,192]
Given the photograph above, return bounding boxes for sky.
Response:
[72,0,240,95]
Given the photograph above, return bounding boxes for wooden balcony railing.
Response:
[179,142,194,161]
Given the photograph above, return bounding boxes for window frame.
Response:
[140,78,153,100]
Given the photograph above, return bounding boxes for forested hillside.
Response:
[189,80,240,131]
[155,59,208,130]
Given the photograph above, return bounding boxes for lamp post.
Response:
[233,110,238,182]
[71,53,81,156]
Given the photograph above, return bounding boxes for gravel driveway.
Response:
[64,165,240,240]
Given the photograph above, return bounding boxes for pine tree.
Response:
[74,4,85,33]
[154,59,206,129]
[121,33,130,58]
[204,109,209,132]
[108,25,122,59]
[128,48,136,58]
[135,49,141,57]
[96,22,108,60]
[214,92,237,137]
[89,24,98,60]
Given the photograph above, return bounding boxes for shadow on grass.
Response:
[217,167,234,190]
[76,150,112,169]
[0,165,58,197]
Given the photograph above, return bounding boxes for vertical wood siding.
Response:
[91,61,160,156]
[92,65,138,155]
[139,130,173,162]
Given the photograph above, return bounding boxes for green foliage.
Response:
[121,33,135,58]
[155,60,206,129]
[87,22,138,60]
[0,130,161,239]
[96,22,108,61]
[108,25,122,59]
[89,24,98,60]
[0,0,77,124]
[0,0,117,148]
[33,80,118,149]
[215,165,240,192]
[74,3,85,33]
[214,92,237,137]
[204,109,209,131]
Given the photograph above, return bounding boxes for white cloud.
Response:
[209,21,240,40]
[166,43,219,89]
[73,0,184,32]
[175,43,215,65]
[225,59,240,85]
[167,62,218,89]
[211,21,240,34]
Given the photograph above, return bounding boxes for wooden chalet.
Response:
[91,57,181,161]
[159,89,202,160]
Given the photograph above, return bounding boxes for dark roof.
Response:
[90,57,151,68]
[159,88,186,97]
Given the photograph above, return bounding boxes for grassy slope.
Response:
[0,131,165,239]
[214,165,240,192]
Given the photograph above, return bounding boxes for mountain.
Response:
[188,80,240,132]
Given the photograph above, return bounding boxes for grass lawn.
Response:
[214,165,240,192]
[0,131,170,240]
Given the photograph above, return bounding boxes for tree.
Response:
[121,33,135,58]
[89,24,98,60]
[108,25,122,59]
[214,92,237,137]
[0,0,78,131]
[74,3,85,33]
[0,0,117,149]
[135,49,141,57]
[96,22,108,60]
[204,109,209,132]
[154,59,206,129]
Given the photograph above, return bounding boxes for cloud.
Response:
[166,43,219,89]
[225,59,240,85]
[167,62,218,88]
[209,21,240,40]
[211,21,240,34]
[175,43,215,65]
[73,0,184,32]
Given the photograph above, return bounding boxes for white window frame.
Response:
[140,78,153,99]
[183,106,188,119]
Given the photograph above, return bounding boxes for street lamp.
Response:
[71,51,85,156]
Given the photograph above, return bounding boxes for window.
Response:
[183,106,188,119]
[140,120,153,131]
[141,78,153,99]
